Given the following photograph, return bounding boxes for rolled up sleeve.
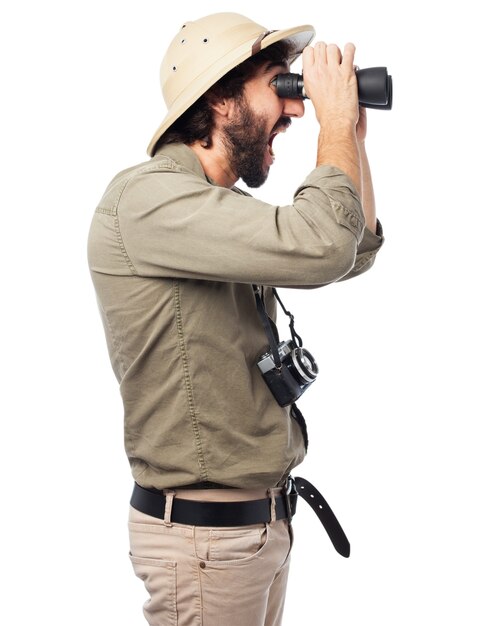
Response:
[116,161,383,287]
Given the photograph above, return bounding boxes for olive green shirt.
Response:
[87,143,383,489]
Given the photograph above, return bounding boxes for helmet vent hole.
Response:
[202,37,209,43]
[172,66,177,72]
[181,39,186,44]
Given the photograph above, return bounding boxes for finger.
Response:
[326,43,342,65]
[314,41,327,63]
[342,42,356,68]
[302,45,314,68]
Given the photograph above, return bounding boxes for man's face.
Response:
[222,62,305,188]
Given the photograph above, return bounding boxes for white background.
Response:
[2,1,500,624]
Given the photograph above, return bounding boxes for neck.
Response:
[189,137,237,188]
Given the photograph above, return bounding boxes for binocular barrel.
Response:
[273,67,392,110]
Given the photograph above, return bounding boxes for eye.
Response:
[270,75,279,92]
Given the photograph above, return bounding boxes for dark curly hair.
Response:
[154,40,292,152]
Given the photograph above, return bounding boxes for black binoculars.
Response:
[273,67,392,110]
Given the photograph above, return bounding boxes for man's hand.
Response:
[302,42,361,195]
[302,42,359,131]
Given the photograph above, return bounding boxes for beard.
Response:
[222,98,290,188]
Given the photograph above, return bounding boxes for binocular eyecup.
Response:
[273,67,392,110]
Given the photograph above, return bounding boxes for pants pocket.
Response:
[129,554,177,626]
[207,524,268,563]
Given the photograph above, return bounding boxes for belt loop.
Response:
[163,489,176,527]
[267,488,277,523]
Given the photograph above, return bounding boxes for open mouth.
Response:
[267,132,278,157]
[267,126,288,158]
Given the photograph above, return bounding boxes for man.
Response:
[88,12,383,626]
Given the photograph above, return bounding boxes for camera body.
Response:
[257,339,319,407]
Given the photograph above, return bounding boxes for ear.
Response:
[209,96,237,120]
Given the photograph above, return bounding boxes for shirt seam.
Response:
[114,215,137,275]
[174,281,209,482]
[330,199,364,233]
[113,157,182,214]
[109,157,183,276]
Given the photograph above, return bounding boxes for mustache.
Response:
[271,117,291,134]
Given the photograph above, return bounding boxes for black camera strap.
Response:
[271,288,303,348]
[253,285,282,369]
[252,285,309,450]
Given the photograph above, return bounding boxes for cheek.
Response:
[264,101,286,127]
[254,88,284,118]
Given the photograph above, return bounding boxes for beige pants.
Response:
[129,488,293,626]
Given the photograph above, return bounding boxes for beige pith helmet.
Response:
[146,12,315,156]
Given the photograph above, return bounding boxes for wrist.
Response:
[319,121,358,152]
[319,114,357,135]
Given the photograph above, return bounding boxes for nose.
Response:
[282,97,305,118]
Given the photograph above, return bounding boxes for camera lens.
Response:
[291,348,319,383]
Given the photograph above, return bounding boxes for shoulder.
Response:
[96,153,200,216]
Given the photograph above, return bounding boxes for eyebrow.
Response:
[263,61,288,74]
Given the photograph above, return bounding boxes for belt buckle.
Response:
[283,476,295,523]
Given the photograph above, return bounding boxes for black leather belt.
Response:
[131,481,297,526]
[131,476,350,557]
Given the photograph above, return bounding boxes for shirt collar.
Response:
[153,141,245,192]
[154,142,207,181]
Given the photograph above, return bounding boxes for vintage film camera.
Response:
[254,286,319,407]
[257,339,319,407]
